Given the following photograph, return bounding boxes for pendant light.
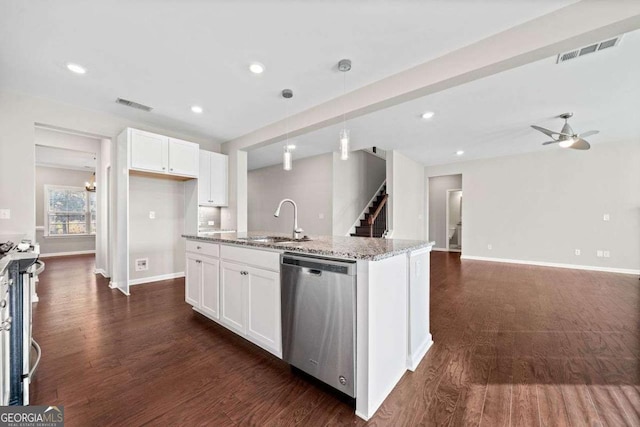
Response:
[338,59,352,160]
[85,172,96,192]
[282,89,294,171]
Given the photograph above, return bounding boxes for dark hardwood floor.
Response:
[30,253,639,426]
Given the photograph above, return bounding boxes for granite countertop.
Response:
[182,231,434,261]
[0,234,38,275]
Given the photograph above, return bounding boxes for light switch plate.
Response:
[149,211,156,219]
[603,250,610,258]
[603,214,610,221]
[597,250,603,257]
[487,244,492,250]
[208,220,215,226]
[318,213,324,219]
[574,249,581,256]
[0,209,10,219]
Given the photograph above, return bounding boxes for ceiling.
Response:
[0,0,576,143]
[35,146,96,171]
[248,28,640,170]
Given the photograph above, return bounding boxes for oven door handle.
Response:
[29,339,42,378]
[29,261,45,277]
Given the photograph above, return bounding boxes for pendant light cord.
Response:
[342,71,347,129]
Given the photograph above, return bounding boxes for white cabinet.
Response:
[128,128,199,178]
[198,150,228,206]
[220,261,246,334]
[185,243,220,320]
[246,266,281,354]
[130,129,168,173]
[168,138,199,177]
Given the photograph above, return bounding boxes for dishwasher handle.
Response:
[281,253,356,276]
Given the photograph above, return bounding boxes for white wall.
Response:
[0,90,219,240]
[428,174,462,249]
[332,151,386,236]
[248,154,333,235]
[387,151,425,240]
[34,166,97,255]
[128,176,185,281]
[425,140,640,272]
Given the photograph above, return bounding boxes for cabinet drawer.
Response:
[220,245,280,271]
[186,240,219,257]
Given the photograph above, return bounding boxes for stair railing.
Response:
[367,194,388,238]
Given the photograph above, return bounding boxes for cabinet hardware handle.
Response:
[162,167,166,170]
[197,246,202,249]
[196,260,202,264]
[170,168,173,171]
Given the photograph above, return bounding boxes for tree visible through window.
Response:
[45,186,96,236]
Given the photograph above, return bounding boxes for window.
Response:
[44,185,96,236]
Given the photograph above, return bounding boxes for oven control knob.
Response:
[339,376,347,386]
[0,299,6,308]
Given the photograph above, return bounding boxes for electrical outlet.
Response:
[135,258,149,271]
[149,211,156,219]
[597,250,603,257]
[0,209,10,219]
[575,249,581,256]
[487,244,492,250]
[208,220,215,226]
[603,250,610,258]
[603,214,610,221]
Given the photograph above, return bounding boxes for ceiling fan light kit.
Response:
[531,112,599,151]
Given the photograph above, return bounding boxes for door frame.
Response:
[445,189,462,253]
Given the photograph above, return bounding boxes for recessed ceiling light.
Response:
[456,150,464,156]
[191,105,203,114]
[66,63,87,74]
[249,62,265,74]
[421,111,435,120]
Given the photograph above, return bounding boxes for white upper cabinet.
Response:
[199,150,228,206]
[128,128,199,178]
[168,138,199,177]
[129,129,168,173]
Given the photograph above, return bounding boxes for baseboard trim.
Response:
[129,272,185,286]
[460,255,640,275]
[94,268,110,278]
[39,250,95,258]
[431,247,448,252]
[407,335,434,372]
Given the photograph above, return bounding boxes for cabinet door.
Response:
[200,257,220,319]
[246,266,281,356]
[130,129,168,173]
[209,152,228,206]
[198,151,212,206]
[168,138,199,177]
[220,261,246,334]
[185,254,202,307]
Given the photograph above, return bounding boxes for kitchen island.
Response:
[182,231,434,420]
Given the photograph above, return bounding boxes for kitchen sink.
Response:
[239,236,311,244]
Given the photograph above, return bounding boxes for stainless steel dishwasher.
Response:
[281,253,357,397]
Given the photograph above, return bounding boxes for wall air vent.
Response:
[115,98,153,112]
[557,35,623,64]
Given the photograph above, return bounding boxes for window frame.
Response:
[44,184,96,238]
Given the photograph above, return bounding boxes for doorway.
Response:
[446,189,462,252]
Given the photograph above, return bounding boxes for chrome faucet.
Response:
[274,199,303,239]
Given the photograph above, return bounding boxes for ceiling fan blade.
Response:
[541,140,559,145]
[578,130,599,138]
[531,125,560,138]
[570,138,591,150]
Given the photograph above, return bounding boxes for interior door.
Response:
[246,266,281,356]
[198,151,212,205]
[209,152,228,206]
[168,138,199,177]
[185,254,201,307]
[200,257,220,319]
[129,129,168,173]
[220,261,245,334]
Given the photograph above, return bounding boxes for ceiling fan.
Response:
[531,112,599,150]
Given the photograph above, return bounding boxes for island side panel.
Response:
[355,253,408,420]
[408,247,433,371]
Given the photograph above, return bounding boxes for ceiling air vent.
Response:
[556,35,623,64]
[115,98,153,112]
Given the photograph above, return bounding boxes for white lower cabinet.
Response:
[185,249,220,319]
[185,241,282,358]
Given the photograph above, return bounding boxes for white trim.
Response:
[348,180,387,236]
[128,272,185,286]
[39,250,95,258]
[94,268,110,278]
[431,247,449,252]
[460,255,640,275]
[445,188,462,251]
[35,226,44,231]
[407,335,433,372]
